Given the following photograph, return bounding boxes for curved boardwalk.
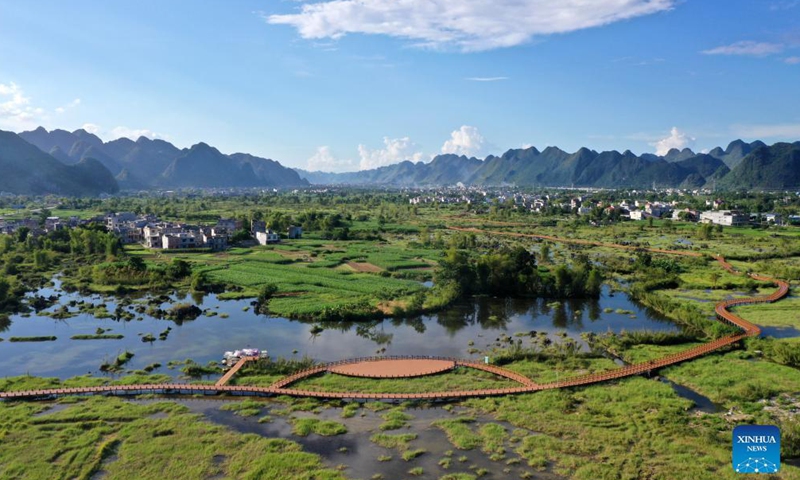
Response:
[0,231,790,402]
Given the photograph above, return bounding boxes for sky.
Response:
[0,0,799,172]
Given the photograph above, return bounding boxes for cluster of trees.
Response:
[0,226,124,311]
[435,246,602,299]
[91,257,192,287]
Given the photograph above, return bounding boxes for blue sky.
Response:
[1,0,799,172]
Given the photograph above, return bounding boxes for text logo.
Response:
[733,425,780,474]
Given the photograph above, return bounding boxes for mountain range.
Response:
[8,127,309,194]
[1,126,798,195]
[295,140,800,190]
[0,130,119,196]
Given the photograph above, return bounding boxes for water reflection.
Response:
[0,284,682,380]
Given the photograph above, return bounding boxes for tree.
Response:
[256,284,279,314]
[191,271,212,292]
[539,243,551,265]
[16,227,29,243]
[126,256,146,272]
[167,259,192,279]
[586,268,603,297]
[231,229,252,243]
[710,271,721,289]
[0,277,9,307]
[435,248,476,295]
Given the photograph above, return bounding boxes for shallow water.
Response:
[660,378,718,413]
[127,398,568,480]
[0,282,679,380]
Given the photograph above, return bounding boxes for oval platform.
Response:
[328,358,456,378]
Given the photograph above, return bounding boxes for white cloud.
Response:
[702,41,784,56]
[110,126,164,141]
[652,127,695,156]
[267,0,675,52]
[55,98,81,114]
[358,136,424,170]
[81,123,101,134]
[732,123,800,138]
[466,76,508,82]
[785,56,800,64]
[307,146,355,172]
[441,125,486,157]
[0,82,46,129]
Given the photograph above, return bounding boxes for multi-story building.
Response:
[699,210,748,226]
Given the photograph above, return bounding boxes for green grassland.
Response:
[0,396,344,480]
[733,296,800,328]
[124,240,438,319]
[502,357,619,384]
[0,373,172,392]
[659,351,800,406]
[465,376,800,480]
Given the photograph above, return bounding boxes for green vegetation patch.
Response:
[661,351,800,405]
[432,417,482,450]
[291,369,519,394]
[733,297,800,328]
[289,417,348,437]
[380,408,413,431]
[370,433,418,451]
[0,396,343,480]
[220,400,264,417]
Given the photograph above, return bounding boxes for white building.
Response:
[699,210,748,227]
[256,230,280,245]
[162,232,200,249]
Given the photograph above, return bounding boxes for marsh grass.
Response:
[219,400,264,417]
[432,417,482,450]
[370,433,418,451]
[289,417,348,437]
[0,396,344,480]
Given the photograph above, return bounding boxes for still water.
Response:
[0,282,678,379]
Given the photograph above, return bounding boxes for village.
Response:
[1,187,798,250]
[405,186,799,226]
[0,210,303,251]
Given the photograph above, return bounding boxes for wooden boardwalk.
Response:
[216,356,258,386]
[0,231,790,402]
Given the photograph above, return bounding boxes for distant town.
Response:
[1,187,798,250]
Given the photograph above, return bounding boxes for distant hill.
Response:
[18,127,309,190]
[0,130,118,196]
[14,127,798,191]
[718,142,800,190]
[295,146,735,189]
[294,139,800,189]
